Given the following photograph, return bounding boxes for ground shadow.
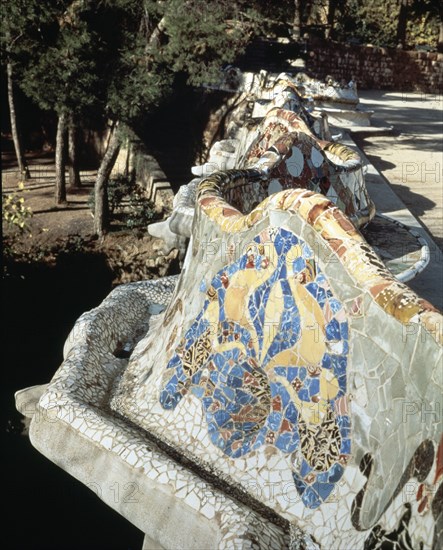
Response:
[2,251,144,550]
[362,152,397,171]
[33,204,91,214]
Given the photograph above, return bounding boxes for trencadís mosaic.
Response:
[160,227,350,509]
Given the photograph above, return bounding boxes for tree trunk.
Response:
[292,0,301,40]
[55,112,68,205]
[396,0,409,48]
[94,123,121,237]
[325,0,338,39]
[68,115,81,188]
[7,63,30,181]
[438,19,443,53]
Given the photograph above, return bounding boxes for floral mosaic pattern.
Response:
[160,227,351,509]
[219,105,373,227]
[248,111,361,200]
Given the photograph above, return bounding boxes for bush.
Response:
[2,183,33,233]
[89,175,158,230]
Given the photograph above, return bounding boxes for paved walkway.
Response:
[356,90,443,249]
[350,90,443,310]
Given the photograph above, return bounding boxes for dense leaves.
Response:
[2,1,97,116]
[2,183,33,233]
[333,0,440,48]
[3,0,440,120]
[1,0,439,231]
[2,0,263,122]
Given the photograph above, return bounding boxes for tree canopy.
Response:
[332,0,440,48]
[3,0,439,134]
[2,0,440,232]
[237,0,440,49]
[3,1,99,117]
[2,0,263,226]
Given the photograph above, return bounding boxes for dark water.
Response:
[3,252,144,550]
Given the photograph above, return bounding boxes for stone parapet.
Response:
[306,41,443,93]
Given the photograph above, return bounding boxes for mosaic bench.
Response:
[150,81,376,259]
[108,167,442,548]
[152,73,428,284]
[17,168,442,547]
[17,72,441,549]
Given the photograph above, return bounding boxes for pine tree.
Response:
[92,0,260,236]
[3,0,261,230]
[1,4,32,181]
[5,0,103,205]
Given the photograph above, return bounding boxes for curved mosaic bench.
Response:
[109,168,442,549]
[17,165,442,548]
[227,75,375,229]
[238,107,374,227]
[362,213,431,284]
[149,101,375,264]
[194,75,373,226]
[18,277,290,549]
[293,72,359,109]
[17,69,440,548]
[151,74,430,284]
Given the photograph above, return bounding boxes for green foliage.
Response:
[2,0,266,128]
[334,0,399,47]
[125,189,158,229]
[5,1,103,117]
[333,0,439,48]
[2,183,33,233]
[239,0,441,49]
[89,174,158,230]
[3,0,263,123]
[100,0,261,123]
[3,0,439,127]
[2,184,33,273]
[159,0,256,86]
[407,0,440,47]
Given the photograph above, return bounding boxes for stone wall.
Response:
[306,40,443,93]
[111,137,174,214]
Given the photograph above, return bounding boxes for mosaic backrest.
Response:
[222,108,374,228]
[112,171,442,549]
[293,72,359,108]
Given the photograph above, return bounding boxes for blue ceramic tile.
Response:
[275,431,299,452]
[340,438,351,454]
[326,318,341,340]
[301,487,322,509]
[292,256,305,273]
[329,298,342,313]
[159,227,350,510]
[285,402,299,423]
[267,411,282,430]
